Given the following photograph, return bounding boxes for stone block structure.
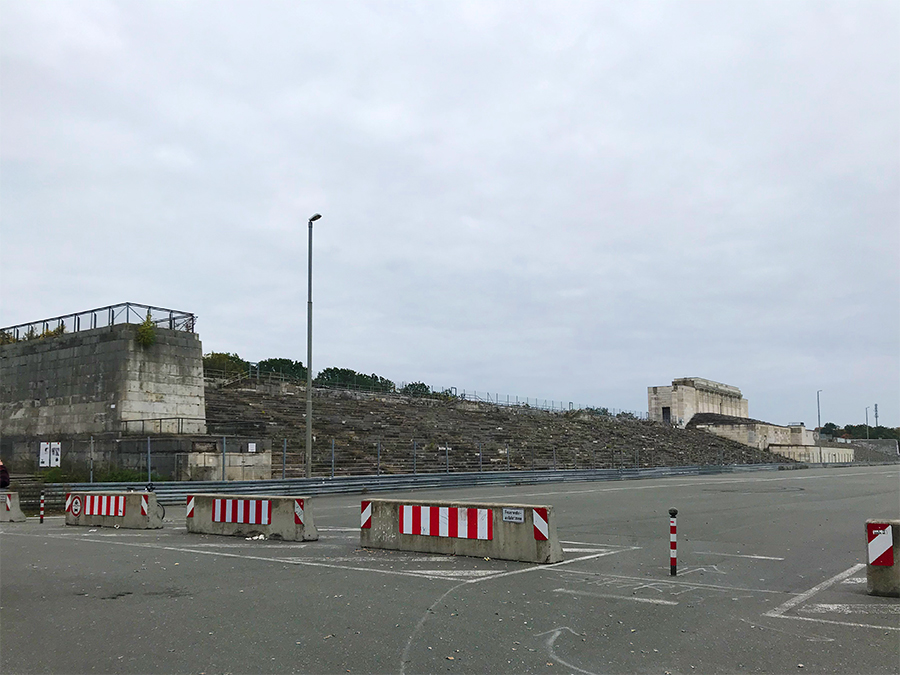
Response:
[648,377,748,427]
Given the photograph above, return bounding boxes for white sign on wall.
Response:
[248,442,257,453]
[39,442,61,468]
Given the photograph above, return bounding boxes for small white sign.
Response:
[39,442,61,468]
[502,507,525,523]
[248,442,257,453]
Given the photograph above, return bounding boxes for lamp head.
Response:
[309,213,322,223]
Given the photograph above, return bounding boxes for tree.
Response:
[400,382,432,397]
[314,367,395,392]
[258,358,306,380]
[203,352,249,376]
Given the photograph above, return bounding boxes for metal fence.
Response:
[23,460,897,509]
[0,302,196,342]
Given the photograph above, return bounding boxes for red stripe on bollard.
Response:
[668,508,677,576]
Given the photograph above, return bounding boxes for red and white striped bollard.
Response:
[40,491,45,524]
[669,508,677,576]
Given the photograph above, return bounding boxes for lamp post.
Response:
[816,390,822,430]
[816,390,823,464]
[306,213,322,479]
[866,407,870,439]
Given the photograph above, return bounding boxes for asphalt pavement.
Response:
[2,465,898,674]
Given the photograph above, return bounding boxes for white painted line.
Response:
[563,547,615,553]
[766,614,900,632]
[840,577,866,585]
[765,564,865,618]
[464,547,642,585]
[695,551,785,561]
[317,527,359,532]
[553,588,678,606]
[799,604,900,615]
[559,570,793,596]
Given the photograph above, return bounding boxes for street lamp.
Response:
[866,407,870,439]
[816,390,822,429]
[816,390,823,464]
[306,213,322,478]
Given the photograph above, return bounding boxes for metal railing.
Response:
[0,302,196,342]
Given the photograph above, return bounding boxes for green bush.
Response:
[135,311,156,347]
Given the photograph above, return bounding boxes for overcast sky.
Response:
[2,1,898,428]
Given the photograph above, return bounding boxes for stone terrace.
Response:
[205,385,791,478]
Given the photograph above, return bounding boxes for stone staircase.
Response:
[205,385,791,479]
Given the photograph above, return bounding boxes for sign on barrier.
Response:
[868,523,894,566]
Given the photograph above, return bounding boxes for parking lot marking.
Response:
[553,587,679,605]
[695,551,784,561]
[560,570,793,596]
[799,604,900,615]
[763,563,900,631]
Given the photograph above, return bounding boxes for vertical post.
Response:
[377,441,381,476]
[222,436,226,481]
[478,443,482,472]
[90,436,94,483]
[40,492,45,523]
[669,508,678,576]
[146,436,151,484]
[413,440,417,475]
[875,403,879,429]
[331,438,335,478]
[282,439,286,480]
[506,445,510,471]
[553,446,557,471]
[445,444,449,473]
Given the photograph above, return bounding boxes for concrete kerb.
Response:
[185,493,318,541]
[360,498,563,564]
[64,491,163,529]
[866,518,900,597]
[1,491,27,522]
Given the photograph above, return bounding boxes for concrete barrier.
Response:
[185,494,318,541]
[1,491,27,522]
[360,499,563,563]
[866,518,899,597]
[65,491,163,529]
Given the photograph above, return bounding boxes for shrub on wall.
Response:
[135,311,156,348]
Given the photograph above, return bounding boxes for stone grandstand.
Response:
[205,384,792,478]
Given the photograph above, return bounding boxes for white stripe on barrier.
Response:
[187,496,195,518]
[361,501,372,528]
[7,494,13,512]
[533,508,549,541]
[212,499,271,525]
[141,495,149,516]
[398,505,493,540]
[84,495,125,517]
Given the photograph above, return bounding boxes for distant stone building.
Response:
[648,377,748,427]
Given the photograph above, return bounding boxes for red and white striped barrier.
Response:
[185,494,318,542]
[65,492,162,529]
[212,498,272,525]
[360,499,562,564]
[85,495,126,517]
[868,523,894,567]
[866,519,899,598]
[399,505,492,540]
[361,501,372,529]
[0,492,26,522]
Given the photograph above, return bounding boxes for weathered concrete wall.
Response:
[1,491,27,522]
[186,494,318,541]
[360,498,563,563]
[768,444,855,463]
[64,491,163,529]
[0,324,205,437]
[648,377,749,427]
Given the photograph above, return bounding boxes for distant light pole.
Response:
[305,213,322,479]
[816,390,823,464]
[866,407,870,439]
[816,390,822,429]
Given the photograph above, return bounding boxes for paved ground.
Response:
[2,465,898,674]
